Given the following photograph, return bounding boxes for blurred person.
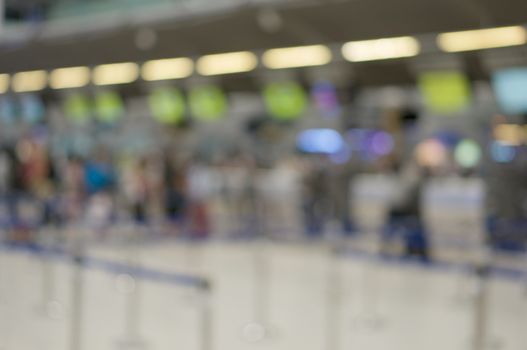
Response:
[0,147,10,195]
[0,147,10,233]
[18,133,60,229]
[240,156,262,238]
[186,157,214,240]
[84,150,116,196]
[121,157,150,225]
[2,146,21,239]
[0,146,25,238]
[258,156,303,238]
[217,153,253,237]
[484,116,527,251]
[83,149,116,237]
[0,136,49,242]
[163,158,188,235]
[384,161,430,261]
[327,160,357,236]
[485,149,527,252]
[228,152,264,238]
[62,155,87,223]
[143,151,167,224]
[7,136,47,241]
[39,151,62,228]
[301,157,330,239]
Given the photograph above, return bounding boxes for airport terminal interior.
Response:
[0,0,526,349]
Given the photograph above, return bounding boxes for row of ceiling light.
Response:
[0,25,525,93]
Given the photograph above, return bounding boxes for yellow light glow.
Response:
[262,45,332,69]
[142,58,194,81]
[93,62,139,86]
[438,26,527,52]
[0,74,9,94]
[415,138,448,168]
[342,36,420,62]
[196,51,257,76]
[12,70,48,92]
[50,66,90,89]
[494,124,526,145]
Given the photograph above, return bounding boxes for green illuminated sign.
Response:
[419,71,471,114]
[149,87,186,124]
[95,91,124,123]
[189,85,226,121]
[64,93,91,123]
[264,82,307,121]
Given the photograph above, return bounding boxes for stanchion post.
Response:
[69,235,85,350]
[254,240,269,326]
[118,226,147,349]
[120,274,145,349]
[472,243,493,350]
[354,228,384,329]
[198,279,213,350]
[37,229,56,314]
[242,239,271,343]
[524,247,527,297]
[472,263,490,350]
[326,244,342,350]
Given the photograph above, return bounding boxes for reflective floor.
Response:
[0,233,526,350]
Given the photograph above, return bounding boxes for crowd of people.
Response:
[1,125,524,261]
[0,134,359,243]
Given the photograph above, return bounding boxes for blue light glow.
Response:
[493,68,527,114]
[297,129,345,154]
[490,141,517,163]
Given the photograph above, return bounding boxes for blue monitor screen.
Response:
[492,68,527,115]
[297,129,344,154]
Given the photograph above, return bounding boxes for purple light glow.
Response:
[370,131,394,156]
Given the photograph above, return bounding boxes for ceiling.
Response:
[1,0,527,86]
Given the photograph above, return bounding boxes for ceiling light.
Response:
[93,62,139,86]
[142,57,193,81]
[12,70,48,92]
[50,66,90,89]
[438,26,527,52]
[196,51,257,76]
[262,45,332,69]
[342,36,420,62]
[0,74,10,94]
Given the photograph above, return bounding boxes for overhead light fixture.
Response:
[92,62,139,86]
[342,36,420,62]
[141,57,194,81]
[438,26,527,52]
[196,51,258,76]
[50,66,90,89]
[262,45,332,69]
[0,74,9,94]
[12,70,48,92]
